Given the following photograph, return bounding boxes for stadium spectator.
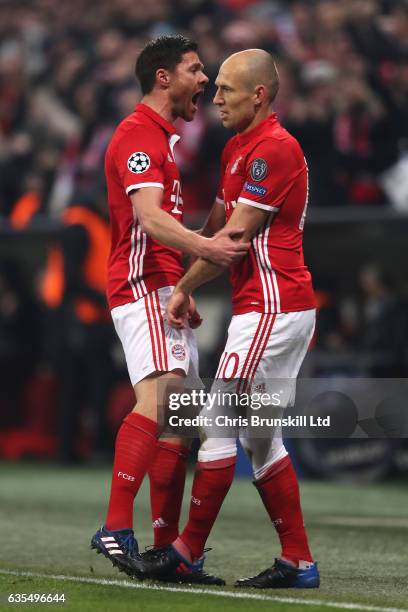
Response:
[0,260,41,427]
[41,195,114,463]
[359,264,408,377]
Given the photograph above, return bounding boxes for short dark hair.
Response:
[135,35,198,95]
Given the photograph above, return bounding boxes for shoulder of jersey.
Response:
[110,116,166,153]
[251,131,298,154]
[115,115,159,138]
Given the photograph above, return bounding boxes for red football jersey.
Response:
[217,114,315,315]
[105,104,185,310]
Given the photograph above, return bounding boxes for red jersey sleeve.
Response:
[238,138,306,212]
[114,127,166,196]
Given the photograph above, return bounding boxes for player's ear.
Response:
[156,68,170,89]
[254,84,267,107]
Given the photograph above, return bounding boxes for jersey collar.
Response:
[236,113,278,146]
[135,103,177,136]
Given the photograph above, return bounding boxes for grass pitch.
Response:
[0,462,407,611]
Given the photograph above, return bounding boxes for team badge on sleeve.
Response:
[127,152,151,174]
[250,158,268,182]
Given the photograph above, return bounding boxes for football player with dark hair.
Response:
[91,35,249,584]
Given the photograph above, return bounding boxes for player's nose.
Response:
[199,71,209,85]
[213,89,222,105]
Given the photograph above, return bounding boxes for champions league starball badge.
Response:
[250,158,268,181]
[127,152,151,174]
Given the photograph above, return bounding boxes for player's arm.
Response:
[130,188,247,267]
[198,198,226,237]
[167,203,272,328]
[177,202,271,293]
[168,139,301,326]
[194,140,229,239]
[114,130,248,267]
[189,198,226,270]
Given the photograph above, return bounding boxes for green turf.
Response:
[0,462,407,611]
[0,574,352,612]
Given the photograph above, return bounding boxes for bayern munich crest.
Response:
[250,158,268,182]
[171,343,186,361]
[127,151,150,174]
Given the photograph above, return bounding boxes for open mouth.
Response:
[192,91,202,106]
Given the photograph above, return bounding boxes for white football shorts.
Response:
[199,309,315,440]
[111,286,201,387]
[214,308,316,394]
[198,309,316,475]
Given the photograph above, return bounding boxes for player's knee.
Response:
[130,402,156,419]
[242,437,288,481]
[198,438,237,463]
[131,401,157,421]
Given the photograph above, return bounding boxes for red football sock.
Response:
[105,412,158,531]
[255,455,313,565]
[176,457,236,560]
[148,441,189,548]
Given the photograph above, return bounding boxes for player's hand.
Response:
[188,296,203,329]
[167,289,190,329]
[204,227,250,266]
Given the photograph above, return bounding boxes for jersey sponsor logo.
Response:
[230,156,242,174]
[244,181,268,196]
[127,152,151,174]
[250,158,268,181]
[171,343,186,361]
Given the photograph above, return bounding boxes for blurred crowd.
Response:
[1,0,408,463]
[1,0,408,218]
[313,263,408,376]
